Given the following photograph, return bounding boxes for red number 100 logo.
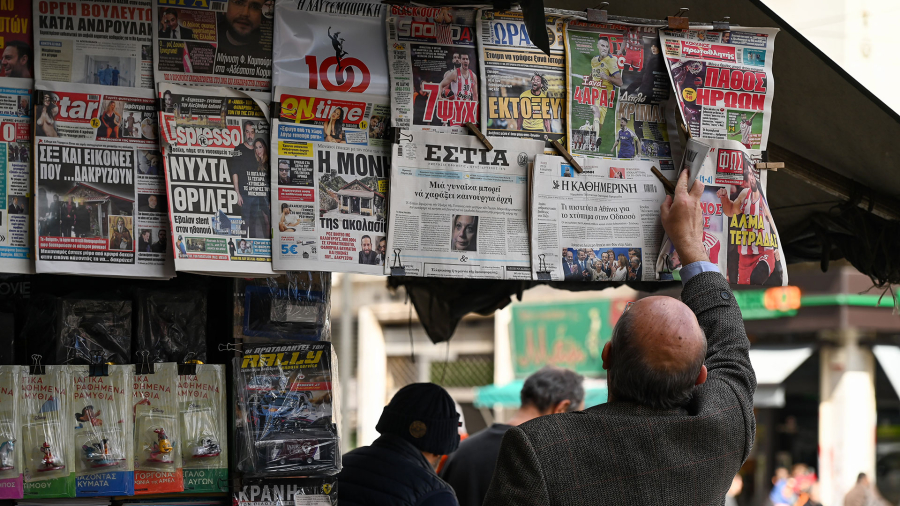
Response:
[305,56,371,93]
[0,124,15,142]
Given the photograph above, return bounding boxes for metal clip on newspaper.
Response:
[586,2,609,23]
[465,123,493,151]
[713,17,731,30]
[550,139,583,174]
[651,166,676,195]
[217,343,242,354]
[668,8,689,29]
[178,352,199,376]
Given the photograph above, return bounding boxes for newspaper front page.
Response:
[564,19,674,169]
[0,80,32,273]
[656,138,787,285]
[34,83,173,277]
[0,0,33,80]
[659,27,778,149]
[386,130,543,279]
[530,154,665,282]
[273,0,388,96]
[271,87,390,274]
[34,0,153,88]
[158,83,275,276]
[152,0,273,91]
[386,6,479,134]
[478,9,574,154]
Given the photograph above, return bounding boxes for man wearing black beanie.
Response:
[339,383,461,506]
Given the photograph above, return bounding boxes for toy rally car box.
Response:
[235,342,340,476]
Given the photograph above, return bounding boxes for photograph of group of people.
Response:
[7,142,29,163]
[561,246,642,281]
[358,235,386,265]
[411,47,479,128]
[137,228,168,253]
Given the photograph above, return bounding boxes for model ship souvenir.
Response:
[81,439,120,468]
[147,428,174,463]
[191,436,221,458]
[0,439,14,470]
[38,442,65,472]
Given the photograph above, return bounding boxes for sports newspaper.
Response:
[386,6,479,134]
[385,131,543,279]
[34,0,153,88]
[271,87,390,274]
[659,27,778,150]
[530,154,665,282]
[656,138,787,286]
[158,83,275,276]
[478,9,574,154]
[564,19,674,169]
[152,0,273,91]
[273,0,388,96]
[0,80,32,273]
[34,82,173,278]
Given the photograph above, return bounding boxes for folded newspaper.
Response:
[0,80,33,274]
[530,155,665,282]
[659,27,778,149]
[386,131,544,279]
[153,0,273,91]
[158,83,276,276]
[34,0,153,88]
[387,6,480,134]
[34,83,174,278]
[656,138,787,285]
[271,87,390,274]
[273,0,388,96]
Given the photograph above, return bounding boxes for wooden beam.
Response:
[767,143,900,221]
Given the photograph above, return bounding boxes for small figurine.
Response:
[147,428,173,463]
[75,405,103,428]
[81,438,119,467]
[0,439,14,470]
[38,442,65,472]
[191,436,221,458]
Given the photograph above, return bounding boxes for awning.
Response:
[873,345,900,399]
[474,379,608,409]
[749,346,815,408]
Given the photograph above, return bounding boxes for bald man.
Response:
[484,169,757,505]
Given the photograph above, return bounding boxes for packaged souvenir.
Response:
[235,342,340,476]
[0,366,23,498]
[133,362,182,494]
[178,364,227,493]
[22,365,75,498]
[70,364,134,496]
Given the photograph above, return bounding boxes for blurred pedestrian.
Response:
[844,473,890,506]
[440,367,585,506]
[770,467,795,506]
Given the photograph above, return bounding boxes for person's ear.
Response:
[601,341,611,370]
[695,364,708,386]
[551,400,571,414]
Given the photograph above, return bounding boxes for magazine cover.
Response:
[0,82,32,273]
[178,364,227,493]
[157,83,275,276]
[33,83,173,278]
[271,87,389,274]
[21,366,75,499]
[235,477,337,506]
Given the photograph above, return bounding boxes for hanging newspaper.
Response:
[564,19,674,170]
[656,138,787,285]
[33,0,153,87]
[158,83,275,276]
[271,87,390,274]
[0,81,32,273]
[386,130,543,279]
[659,27,778,149]
[33,83,173,278]
[530,155,665,282]
[478,9,575,153]
[0,0,33,80]
[386,6,479,134]
[273,0,388,96]
[152,0,273,92]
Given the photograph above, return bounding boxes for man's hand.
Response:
[660,170,709,265]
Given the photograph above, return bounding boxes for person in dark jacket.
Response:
[440,367,584,506]
[339,383,460,506]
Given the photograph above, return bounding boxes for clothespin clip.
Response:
[668,8,689,29]
[550,139,583,173]
[586,2,609,23]
[178,352,200,376]
[465,123,493,151]
[29,354,45,376]
[651,166,676,195]
[89,351,109,377]
[136,350,154,375]
[713,17,731,30]
[756,162,783,171]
